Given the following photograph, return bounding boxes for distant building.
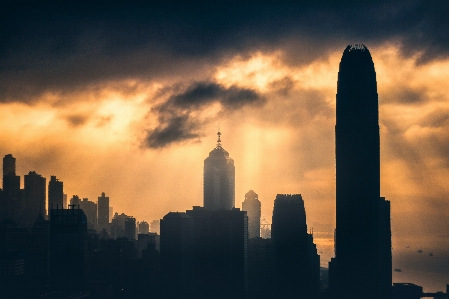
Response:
[1,154,21,223]
[203,130,235,210]
[109,207,113,221]
[260,218,271,239]
[48,176,63,212]
[79,198,97,230]
[242,190,261,238]
[150,220,160,234]
[271,194,319,299]
[70,194,81,206]
[97,192,109,231]
[24,171,46,223]
[139,221,149,234]
[125,217,136,240]
[110,212,129,239]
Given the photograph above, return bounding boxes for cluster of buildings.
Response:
[1,44,446,298]
[160,132,321,299]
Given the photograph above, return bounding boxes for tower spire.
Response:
[217,125,222,148]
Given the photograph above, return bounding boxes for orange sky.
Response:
[2,44,448,291]
[2,1,449,291]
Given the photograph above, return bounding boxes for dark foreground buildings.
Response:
[331,44,391,299]
[271,194,320,299]
[161,207,247,299]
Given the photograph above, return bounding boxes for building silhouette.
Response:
[333,44,391,299]
[160,212,195,298]
[139,221,149,234]
[203,130,235,210]
[49,206,88,289]
[1,154,21,223]
[70,194,81,206]
[271,194,319,299]
[97,192,109,232]
[48,176,63,212]
[242,190,261,238]
[186,206,248,299]
[24,171,46,223]
[79,198,98,230]
[125,217,136,240]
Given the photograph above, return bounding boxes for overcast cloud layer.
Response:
[1,0,449,101]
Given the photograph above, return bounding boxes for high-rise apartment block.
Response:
[125,217,136,240]
[138,221,149,234]
[1,154,21,222]
[24,171,46,221]
[79,198,97,230]
[97,192,109,231]
[203,131,235,210]
[48,176,63,211]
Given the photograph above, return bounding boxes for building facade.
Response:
[203,131,235,210]
[24,171,46,223]
[242,190,261,239]
[48,176,63,212]
[271,194,319,299]
[333,44,391,299]
[97,192,109,231]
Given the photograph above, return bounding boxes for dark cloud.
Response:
[145,115,201,149]
[383,87,429,104]
[66,114,89,127]
[1,1,449,102]
[144,81,265,148]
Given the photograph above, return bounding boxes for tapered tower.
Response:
[334,44,391,299]
[203,130,235,210]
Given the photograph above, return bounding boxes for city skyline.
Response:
[1,1,449,293]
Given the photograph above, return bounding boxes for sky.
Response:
[1,0,449,291]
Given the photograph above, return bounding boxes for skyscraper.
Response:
[48,175,63,211]
[125,217,136,240]
[271,194,319,299]
[1,154,21,222]
[203,130,235,210]
[185,206,248,299]
[79,198,97,230]
[2,154,20,200]
[160,212,195,298]
[24,171,46,221]
[97,192,109,231]
[242,190,261,238]
[334,44,391,299]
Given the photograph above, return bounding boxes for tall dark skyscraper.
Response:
[333,44,391,299]
[203,130,235,210]
[2,154,20,201]
[97,192,109,231]
[242,190,261,238]
[48,175,63,211]
[25,171,46,221]
[1,154,21,222]
[271,194,319,299]
[3,154,16,177]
